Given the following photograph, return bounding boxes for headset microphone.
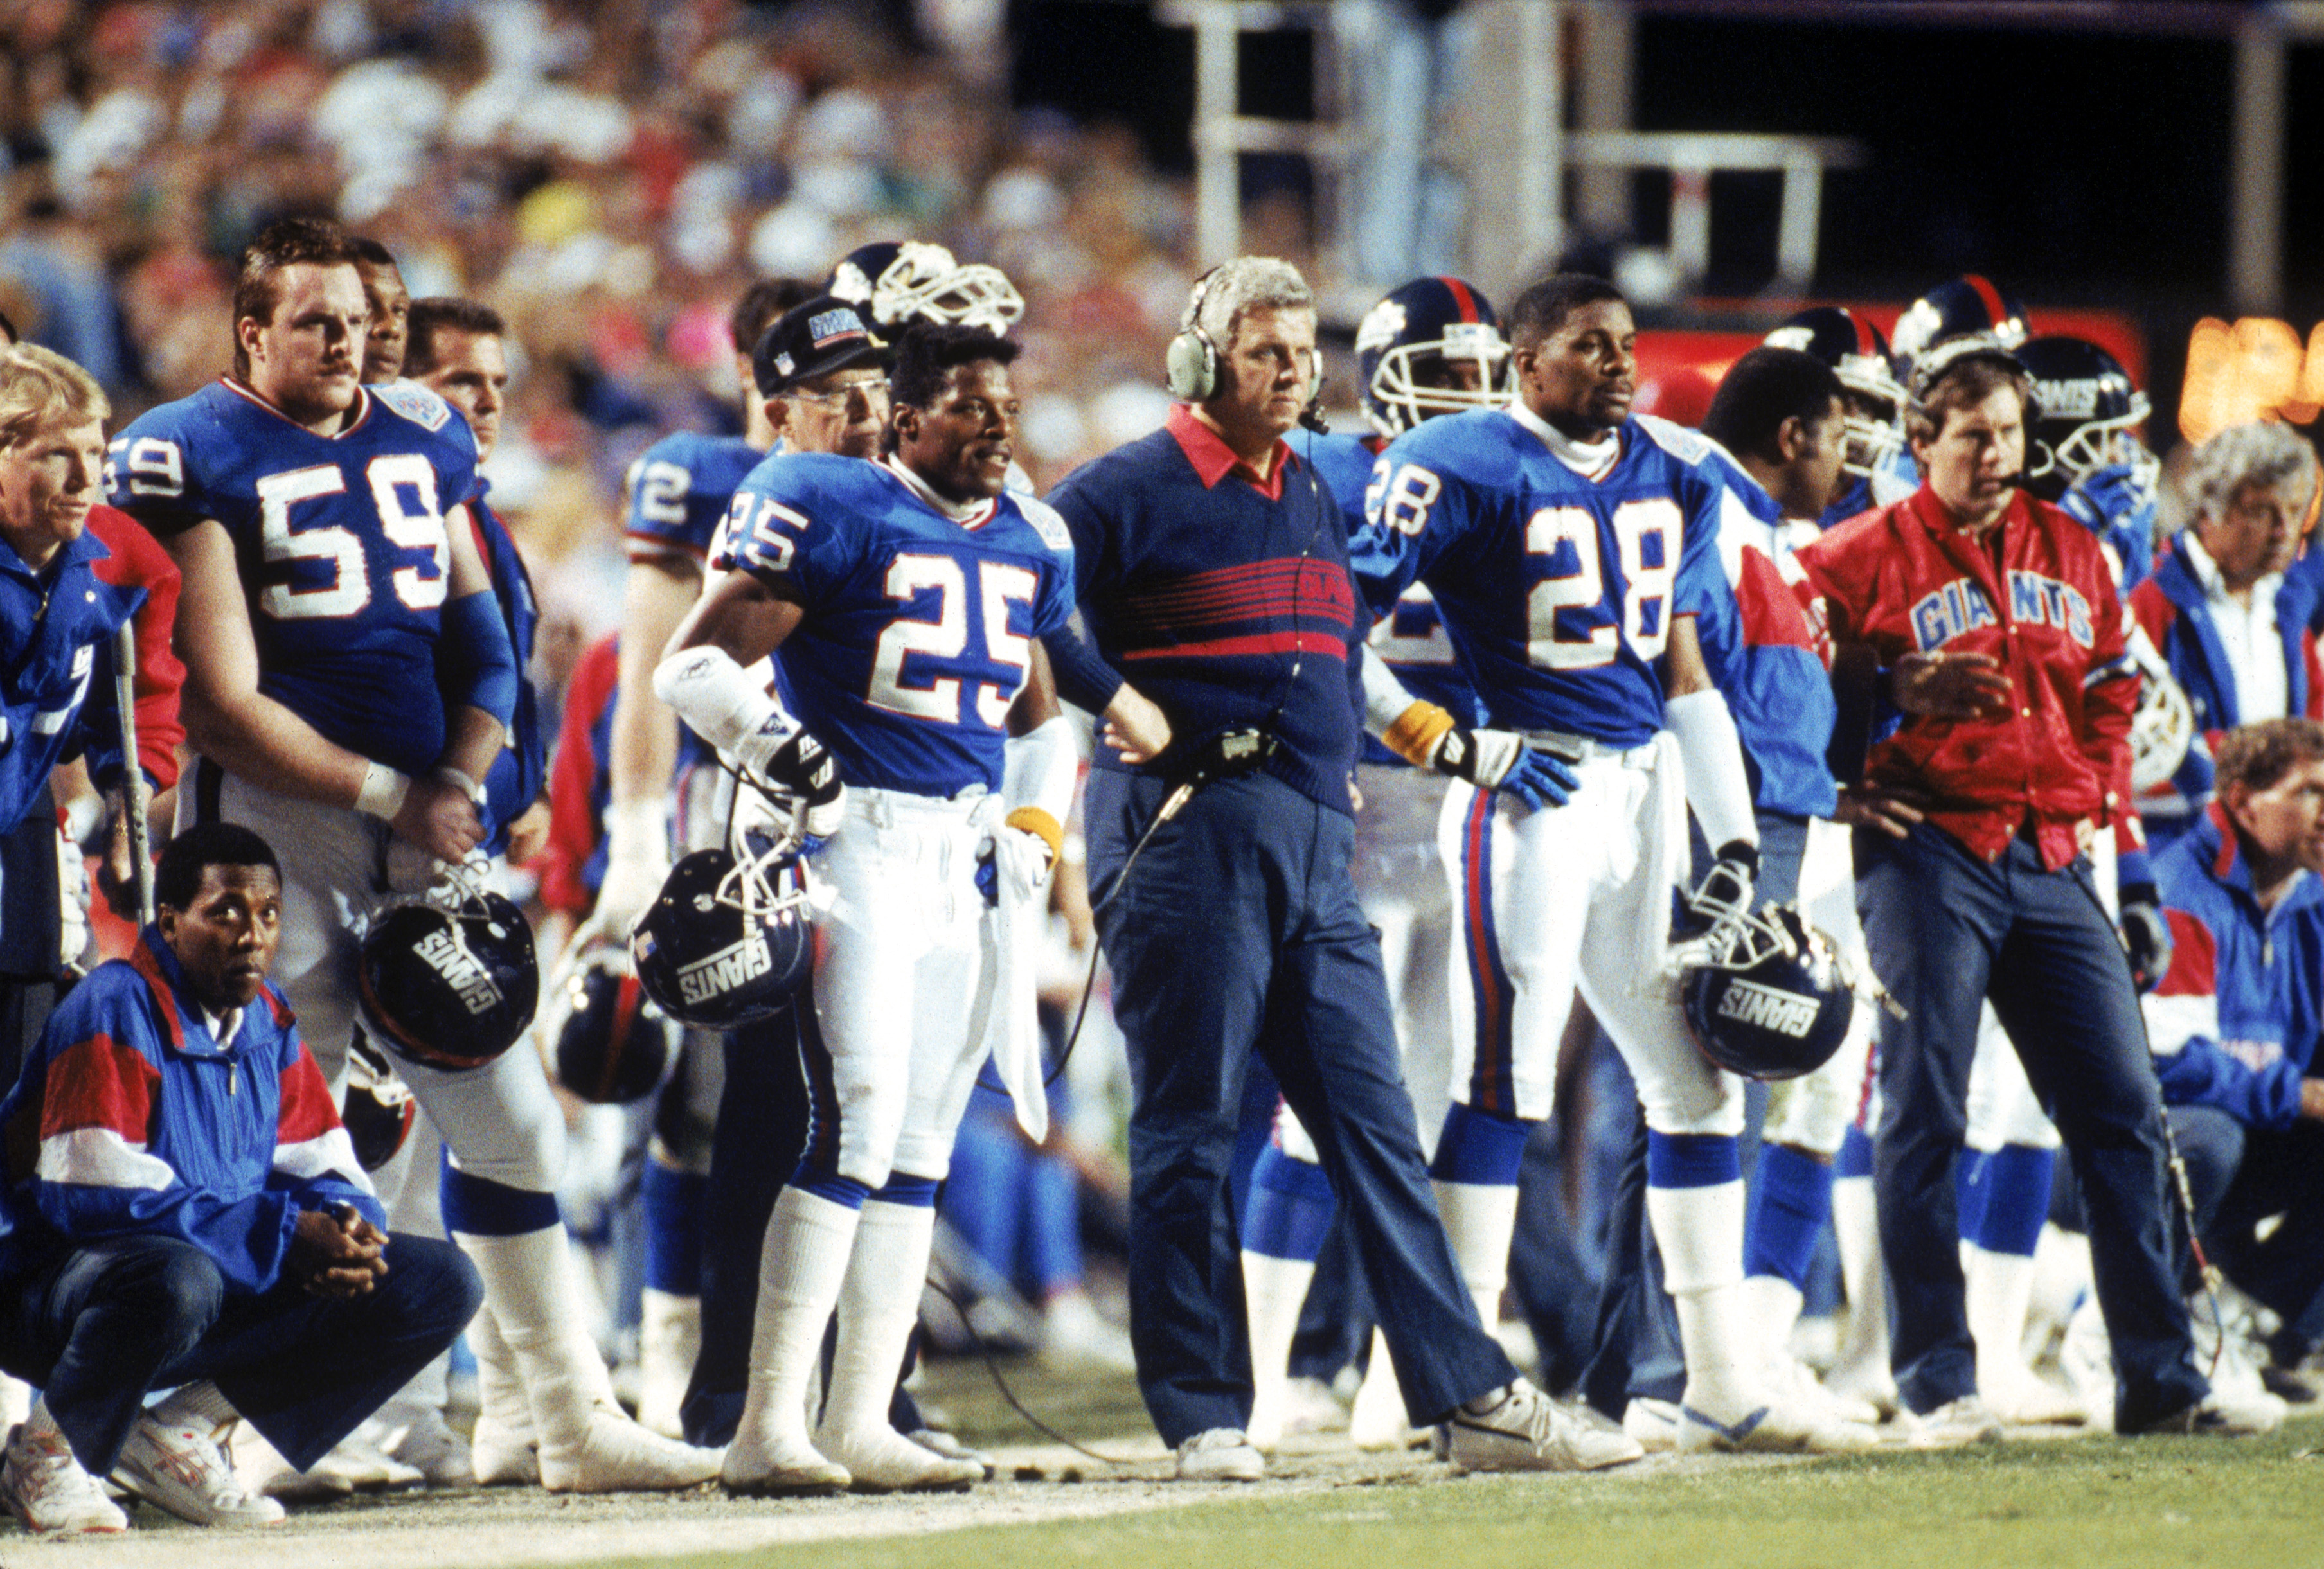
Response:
[1299,371,1330,434]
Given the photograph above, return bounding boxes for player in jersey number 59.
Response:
[108,219,720,1494]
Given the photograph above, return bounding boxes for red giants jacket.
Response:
[1796,484,2138,869]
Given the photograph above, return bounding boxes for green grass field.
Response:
[580,1356,2324,1569]
[594,1430,2323,1569]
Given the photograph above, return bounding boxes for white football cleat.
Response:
[1678,1397,1879,1455]
[909,1428,996,1480]
[1771,1353,1883,1428]
[1,1423,127,1535]
[1902,1396,2006,1449]
[818,1425,980,1493]
[1175,1428,1265,1482]
[542,1401,722,1494]
[720,1428,849,1496]
[1622,1397,1681,1453]
[1447,1381,1645,1473]
[368,1405,476,1488]
[112,1414,286,1527]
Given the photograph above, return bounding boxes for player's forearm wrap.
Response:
[1664,687,1758,853]
[1003,714,1080,825]
[355,761,411,820]
[438,590,520,728]
[652,645,791,767]
[1041,626,1123,716]
[1357,644,1428,739]
[1383,702,1456,768]
[603,795,667,862]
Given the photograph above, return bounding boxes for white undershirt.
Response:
[2184,533,2289,722]
[201,1007,244,1049]
[1507,402,1622,481]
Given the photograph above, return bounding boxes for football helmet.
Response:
[2015,335,2159,502]
[1890,274,2030,369]
[827,240,1024,335]
[1355,276,1513,437]
[546,939,681,1105]
[1763,306,1906,479]
[1679,903,1855,1081]
[357,869,540,1072]
[631,832,812,1029]
[2128,623,2197,793]
[341,1027,416,1171]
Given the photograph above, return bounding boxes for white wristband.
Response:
[356,762,411,820]
[433,765,486,806]
[1003,714,1081,824]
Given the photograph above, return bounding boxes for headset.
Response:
[1167,265,1330,433]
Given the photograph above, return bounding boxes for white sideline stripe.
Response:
[37,1128,174,1191]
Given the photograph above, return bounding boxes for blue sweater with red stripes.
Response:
[1050,408,1366,815]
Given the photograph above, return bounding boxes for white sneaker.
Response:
[542,1400,723,1494]
[1346,1349,1419,1451]
[1677,1397,1879,1455]
[1903,1396,2006,1448]
[818,1424,981,1493]
[1622,1397,1681,1453]
[1772,1353,1884,1428]
[1823,1354,1900,1421]
[112,1414,285,1527]
[720,1427,849,1496]
[1980,1367,2087,1426]
[469,1412,541,1487]
[1,1423,127,1535]
[312,1430,425,1491]
[2059,1298,2116,1425]
[1175,1428,1265,1482]
[370,1406,474,1489]
[1446,1381,1645,1473]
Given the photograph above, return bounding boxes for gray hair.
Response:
[2186,421,2320,527]
[1187,257,1314,349]
[0,343,107,452]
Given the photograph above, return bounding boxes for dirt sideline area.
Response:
[21,1432,1834,1568]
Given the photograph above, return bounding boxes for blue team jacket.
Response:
[0,931,382,1293]
[0,527,138,836]
[2145,806,2324,1131]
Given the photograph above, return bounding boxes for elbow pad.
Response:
[438,591,520,728]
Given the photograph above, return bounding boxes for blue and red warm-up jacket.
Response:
[0,930,380,1293]
[2127,535,2323,847]
[2144,803,2324,1131]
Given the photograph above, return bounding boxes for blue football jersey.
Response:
[1307,429,1482,765]
[107,378,479,777]
[624,432,771,566]
[1350,409,1737,749]
[722,454,1077,797]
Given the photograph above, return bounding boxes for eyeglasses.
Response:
[788,378,889,411]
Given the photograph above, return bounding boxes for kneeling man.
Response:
[0,824,482,1533]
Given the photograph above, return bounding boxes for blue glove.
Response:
[2061,463,2159,589]
[1431,727,1580,811]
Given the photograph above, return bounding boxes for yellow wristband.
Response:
[1005,806,1066,864]
[1381,702,1456,768]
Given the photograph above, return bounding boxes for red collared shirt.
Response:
[1795,483,2138,868]
[1165,403,1298,501]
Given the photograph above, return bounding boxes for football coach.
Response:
[1046,257,1633,1482]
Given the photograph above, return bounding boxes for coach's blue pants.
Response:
[3,1233,478,1475]
[1859,822,2204,1428]
[1089,770,1515,1446]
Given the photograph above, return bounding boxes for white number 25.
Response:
[868,553,1036,729]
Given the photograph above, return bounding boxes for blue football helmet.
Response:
[2015,335,2158,503]
[1890,273,2030,370]
[1680,903,1855,1081]
[827,240,1024,335]
[1355,276,1513,437]
[1763,306,1906,479]
[631,831,813,1030]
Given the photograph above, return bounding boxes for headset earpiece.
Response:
[1167,267,1223,402]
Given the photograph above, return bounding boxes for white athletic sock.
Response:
[1828,1173,1891,1387]
[1965,1245,2038,1392]
[1431,1180,1519,1330]
[151,1380,239,1436]
[1346,1327,1411,1449]
[455,1225,617,1455]
[1240,1251,1318,1450]
[1739,1273,1807,1372]
[1647,1179,1756,1421]
[636,1289,702,1439]
[820,1199,933,1443]
[737,1188,861,1451]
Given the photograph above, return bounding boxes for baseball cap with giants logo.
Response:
[751,295,884,397]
